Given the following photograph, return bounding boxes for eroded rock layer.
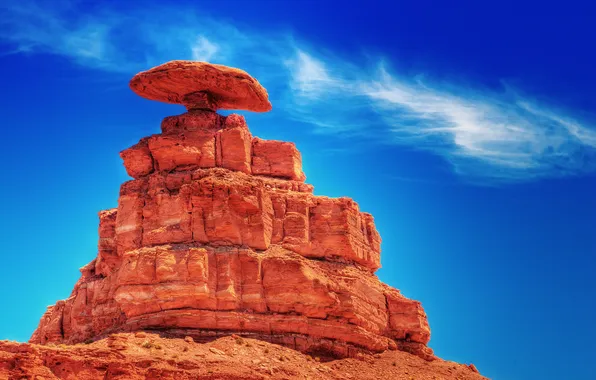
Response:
[30,110,432,360]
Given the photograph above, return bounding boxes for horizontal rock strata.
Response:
[30,61,433,362]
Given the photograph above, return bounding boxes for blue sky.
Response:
[0,0,595,379]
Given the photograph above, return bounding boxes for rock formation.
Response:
[1,333,487,379]
[29,60,433,362]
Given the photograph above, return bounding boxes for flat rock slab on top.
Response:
[129,60,272,112]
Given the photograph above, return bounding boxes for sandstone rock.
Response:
[129,60,272,112]
[385,290,431,345]
[29,302,65,344]
[147,133,217,171]
[30,166,399,357]
[189,178,273,250]
[307,197,381,270]
[252,137,306,181]
[30,61,434,363]
[115,180,145,254]
[109,168,380,269]
[1,334,488,380]
[95,208,119,277]
[216,114,252,174]
[120,137,153,178]
[120,110,311,181]
[161,109,225,134]
[30,243,427,359]
[209,347,226,355]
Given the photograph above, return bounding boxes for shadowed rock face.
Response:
[30,62,433,361]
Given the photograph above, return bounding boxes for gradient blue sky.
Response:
[1,1,595,379]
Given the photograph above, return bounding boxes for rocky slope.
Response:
[4,61,485,378]
[2,333,485,379]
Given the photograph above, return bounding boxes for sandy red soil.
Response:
[1,332,486,379]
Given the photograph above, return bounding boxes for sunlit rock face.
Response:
[30,61,433,361]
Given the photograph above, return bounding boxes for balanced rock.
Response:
[30,61,433,361]
[129,60,272,112]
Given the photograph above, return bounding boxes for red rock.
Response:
[30,241,428,359]
[149,111,222,172]
[110,168,380,270]
[29,61,438,365]
[161,109,225,134]
[308,197,381,270]
[142,186,192,246]
[0,334,488,380]
[120,137,153,178]
[30,163,406,358]
[129,60,272,112]
[114,180,145,254]
[95,208,119,277]
[29,301,65,345]
[189,177,273,250]
[252,137,306,181]
[216,114,252,174]
[147,134,215,171]
[385,290,431,344]
[119,110,309,185]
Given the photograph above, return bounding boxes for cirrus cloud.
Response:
[1,0,595,183]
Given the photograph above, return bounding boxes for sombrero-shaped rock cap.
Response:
[129,60,272,112]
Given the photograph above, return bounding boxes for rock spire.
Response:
[30,61,433,361]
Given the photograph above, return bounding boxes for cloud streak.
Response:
[1,0,595,183]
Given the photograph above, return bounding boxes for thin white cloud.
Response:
[191,36,219,62]
[63,25,108,60]
[285,55,596,182]
[288,51,336,95]
[1,0,595,183]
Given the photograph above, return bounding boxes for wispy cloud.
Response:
[358,66,596,181]
[1,0,595,183]
[191,36,219,62]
